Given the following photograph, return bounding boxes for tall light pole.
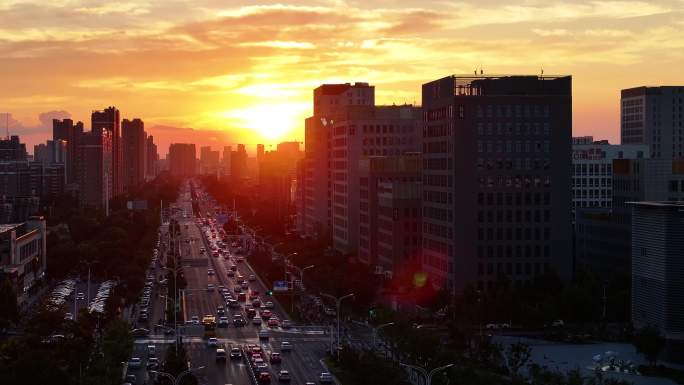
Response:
[320,292,354,359]
[161,266,181,350]
[351,320,394,350]
[151,366,205,385]
[399,363,454,385]
[289,263,313,313]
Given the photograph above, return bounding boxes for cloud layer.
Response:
[2,0,683,153]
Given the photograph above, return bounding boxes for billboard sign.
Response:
[273,281,290,292]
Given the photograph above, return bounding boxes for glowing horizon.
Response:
[2,0,684,155]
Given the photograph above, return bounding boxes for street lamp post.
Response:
[399,363,454,385]
[351,321,394,350]
[161,266,181,350]
[289,263,313,314]
[151,366,205,385]
[320,292,354,360]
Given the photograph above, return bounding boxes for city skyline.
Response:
[3,0,684,154]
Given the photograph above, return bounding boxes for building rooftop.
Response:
[0,223,23,234]
[424,74,571,97]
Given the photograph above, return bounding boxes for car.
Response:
[216,348,227,361]
[238,292,247,302]
[227,299,239,308]
[252,316,262,325]
[281,320,292,329]
[227,270,235,277]
[241,282,249,290]
[249,274,256,281]
[260,310,272,319]
[256,362,269,373]
[76,292,85,300]
[217,306,226,315]
[278,370,291,382]
[258,330,270,339]
[230,264,237,271]
[64,312,74,321]
[246,308,257,318]
[218,316,229,327]
[264,301,275,309]
[551,319,565,327]
[230,347,242,359]
[147,345,156,357]
[131,328,150,338]
[233,315,246,327]
[128,357,142,369]
[257,372,271,384]
[324,308,336,316]
[191,315,200,325]
[270,352,281,364]
[280,341,292,351]
[319,372,333,383]
[252,299,261,308]
[146,357,159,370]
[207,269,214,276]
[207,284,215,291]
[207,337,219,347]
[234,285,242,293]
[268,318,279,327]
[125,374,136,383]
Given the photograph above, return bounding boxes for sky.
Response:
[1,0,683,155]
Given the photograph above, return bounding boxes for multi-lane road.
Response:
[127,181,335,385]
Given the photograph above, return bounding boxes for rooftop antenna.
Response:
[5,113,8,139]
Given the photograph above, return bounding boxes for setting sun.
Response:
[219,101,309,143]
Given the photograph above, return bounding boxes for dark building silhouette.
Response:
[421,75,572,292]
[0,136,27,162]
[146,135,158,178]
[168,143,196,177]
[52,118,83,183]
[76,130,112,212]
[91,107,121,196]
[122,118,146,191]
[230,144,248,180]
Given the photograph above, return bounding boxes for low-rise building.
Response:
[0,216,47,306]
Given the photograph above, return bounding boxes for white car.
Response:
[280,341,292,351]
[207,337,218,347]
[248,274,256,281]
[191,315,200,325]
[319,372,333,383]
[128,357,142,370]
[64,312,74,321]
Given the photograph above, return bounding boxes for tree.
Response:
[157,344,197,385]
[0,278,19,330]
[633,325,665,366]
[505,342,532,382]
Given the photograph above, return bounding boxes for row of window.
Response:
[478,192,551,206]
[572,163,613,175]
[477,227,551,242]
[476,122,550,136]
[478,244,550,259]
[477,140,550,154]
[477,262,548,277]
[478,175,551,189]
[477,209,551,223]
[572,178,612,187]
[476,158,551,171]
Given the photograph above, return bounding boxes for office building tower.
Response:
[52,118,83,183]
[222,146,232,176]
[621,86,684,158]
[301,82,375,239]
[47,140,67,165]
[631,201,684,344]
[572,137,647,212]
[421,75,572,292]
[230,144,248,180]
[358,154,421,274]
[91,106,121,195]
[146,135,158,178]
[121,118,146,191]
[0,196,40,224]
[34,143,48,163]
[0,216,47,305]
[168,143,196,177]
[200,146,220,175]
[0,136,27,161]
[331,105,422,253]
[76,130,112,211]
[257,144,265,160]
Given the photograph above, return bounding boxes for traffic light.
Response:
[266,290,273,296]
[369,308,376,319]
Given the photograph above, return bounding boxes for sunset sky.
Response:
[2,0,683,155]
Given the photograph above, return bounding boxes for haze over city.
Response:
[2,2,684,385]
[3,0,684,153]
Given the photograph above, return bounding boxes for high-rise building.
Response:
[222,146,232,176]
[121,118,146,191]
[330,105,422,253]
[0,136,27,161]
[571,136,647,213]
[76,130,113,212]
[91,107,121,195]
[168,143,196,177]
[621,86,684,158]
[146,135,158,179]
[421,75,572,292]
[230,144,248,180]
[358,154,421,274]
[47,140,67,165]
[631,201,684,344]
[52,118,83,183]
[200,146,220,175]
[300,82,375,239]
[33,143,48,163]
[256,144,265,160]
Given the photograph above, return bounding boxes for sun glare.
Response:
[221,102,309,142]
